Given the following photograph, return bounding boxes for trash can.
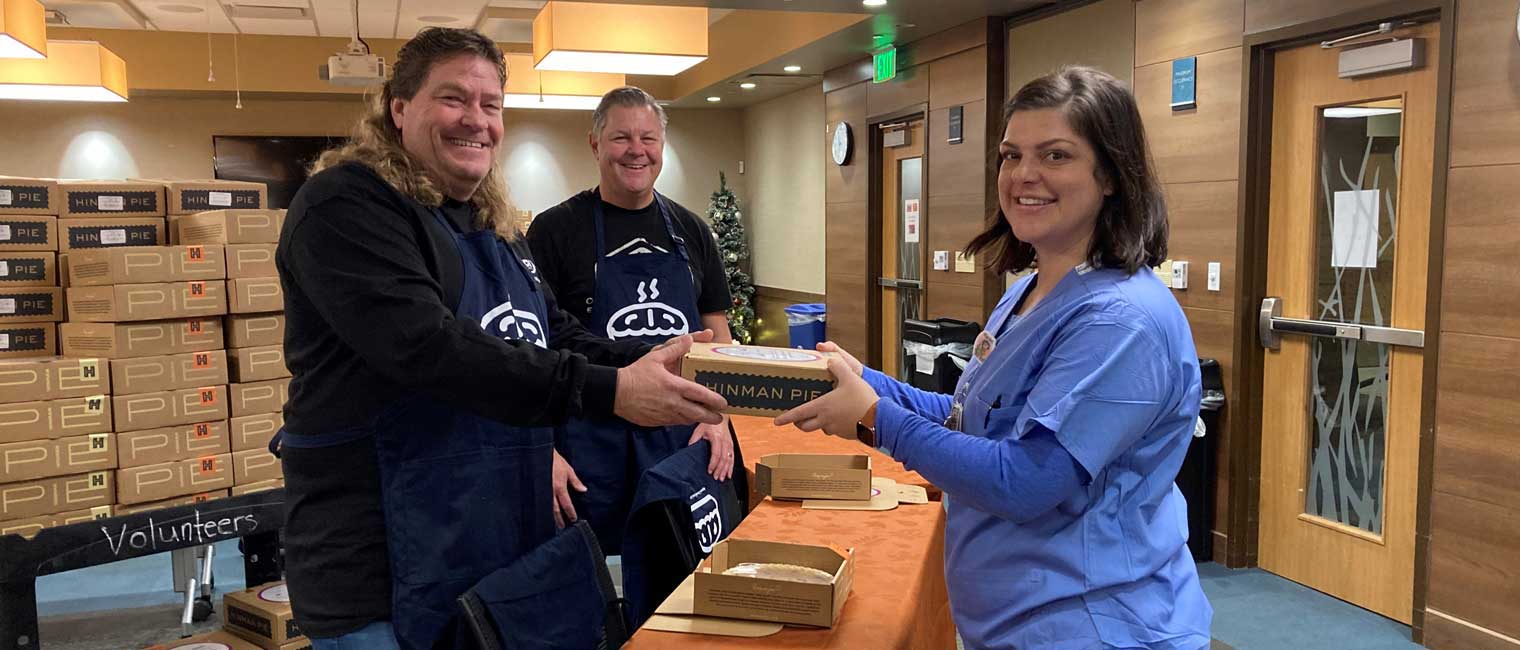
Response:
[901,318,981,392]
[1177,358,1224,563]
[784,303,827,350]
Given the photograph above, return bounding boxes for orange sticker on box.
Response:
[185,319,204,334]
[193,352,211,369]
[188,281,205,297]
[193,423,211,439]
[196,456,218,475]
[198,387,217,405]
[193,491,214,502]
[185,245,204,261]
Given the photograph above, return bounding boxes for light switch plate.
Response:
[1207,262,1221,291]
[1158,260,1174,288]
[954,252,975,273]
[1171,260,1189,290]
[933,250,950,271]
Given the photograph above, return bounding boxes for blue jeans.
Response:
[309,621,400,650]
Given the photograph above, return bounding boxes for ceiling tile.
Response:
[128,0,239,32]
[232,15,318,35]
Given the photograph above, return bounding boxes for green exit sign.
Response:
[873,47,897,84]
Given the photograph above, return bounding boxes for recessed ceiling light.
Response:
[706,96,722,102]
[862,0,887,6]
[783,65,802,73]
[739,82,756,89]
[159,3,204,12]
[417,15,458,23]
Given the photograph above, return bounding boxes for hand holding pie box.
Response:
[679,343,838,417]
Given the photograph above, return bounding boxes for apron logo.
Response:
[479,299,547,348]
[605,279,690,340]
[519,258,541,284]
[688,488,723,553]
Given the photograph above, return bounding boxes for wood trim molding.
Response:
[754,285,826,304]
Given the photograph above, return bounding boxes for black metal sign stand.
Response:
[0,489,285,650]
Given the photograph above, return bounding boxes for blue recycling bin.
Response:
[784,303,827,350]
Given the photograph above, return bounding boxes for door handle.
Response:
[878,278,922,289]
[1259,297,1424,350]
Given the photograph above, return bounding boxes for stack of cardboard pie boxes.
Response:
[0,178,290,537]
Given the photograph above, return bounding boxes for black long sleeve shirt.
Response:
[275,162,647,636]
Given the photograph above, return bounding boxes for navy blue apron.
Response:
[280,209,556,650]
[620,439,743,627]
[555,190,705,554]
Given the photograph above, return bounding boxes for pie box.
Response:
[689,538,853,628]
[754,453,872,501]
[680,343,837,417]
[224,581,306,649]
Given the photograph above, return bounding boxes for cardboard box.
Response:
[115,453,232,505]
[0,215,57,251]
[230,412,281,452]
[58,217,167,252]
[0,505,112,539]
[177,210,284,245]
[228,277,283,314]
[232,448,281,485]
[755,454,873,501]
[0,357,109,403]
[158,179,268,214]
[230,378,288,418]
[111,349,228,395]
[0,470,113,521]
[228,313,284,348]
[67,280,227,322]
[0,432,114,483]
[0,287,62,323]
[118,420,229,468]
[60,318,223,359]
[148,629,266,650]
[0,251,56,287]
[229,345,289,383]
[57,253,69,291]
[114,488,226,515]
[681,343,838,416]
[693,539,854,628]
[113,385,229,433]
[230,478,282,496]
[225,582,305,650]
[225,243,278,279]
[0,395,111,444]
[68,244,226,286]
[58,181,166,218]
[0,322,55,359]
[0,176,60,215]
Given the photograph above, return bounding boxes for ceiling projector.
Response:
[320,53,386,87]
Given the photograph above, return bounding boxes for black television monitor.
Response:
[212,135,347,209]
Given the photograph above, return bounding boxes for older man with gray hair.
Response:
[527,86,741,552]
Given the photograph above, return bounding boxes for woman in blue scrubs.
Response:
[778,66,1212,650]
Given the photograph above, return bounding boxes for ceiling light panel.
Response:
[532,2,706,76]
[0,0,47,59]
[0,39,128,102]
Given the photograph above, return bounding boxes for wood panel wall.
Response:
[822,18,1004,363]
[1133,0,1246,563]
[1424,1,1520,647]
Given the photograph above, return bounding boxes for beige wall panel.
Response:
[1164,181,1239,312]
[1440,164,1520,339]
[1135,0,1244,66]
[1135,47,1243,184]
[744,85,828,294]
[1008,0,1135,92]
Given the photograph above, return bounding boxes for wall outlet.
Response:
[1207,262,1221,291]
[1171,260,1189,290]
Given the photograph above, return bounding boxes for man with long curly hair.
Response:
[273,27,727,650]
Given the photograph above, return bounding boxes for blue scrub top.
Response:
[905,265,1211,650]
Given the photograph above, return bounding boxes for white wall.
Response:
[740,84,826,294]
[0,96,744,220]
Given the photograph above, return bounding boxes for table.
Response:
[731,415,941,507]
[624,418,956,650]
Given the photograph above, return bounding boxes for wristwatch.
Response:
[855,402,878,447]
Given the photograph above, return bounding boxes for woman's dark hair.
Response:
[965,66,1167,275]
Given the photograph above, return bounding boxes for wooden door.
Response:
[1257,21,1439,624]
[876,119,926,379]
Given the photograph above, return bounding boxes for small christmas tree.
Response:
[707,172,757,344]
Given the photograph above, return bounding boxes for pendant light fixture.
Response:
[503,52,624,110]
[0,0,46,59]
[532,1,707,76]
[0,39,127,101]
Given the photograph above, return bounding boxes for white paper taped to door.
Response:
[1332,189,1379,269]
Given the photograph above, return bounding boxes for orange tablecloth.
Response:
[625,417,955,650]
[731,415,942,506]
[624,497,956,650]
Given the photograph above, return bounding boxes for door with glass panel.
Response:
[1257,20,1438,623]
[876,119,926,380]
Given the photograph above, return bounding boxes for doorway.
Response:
[874,118,927,379]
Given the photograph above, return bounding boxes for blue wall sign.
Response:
[1171,57,1197,111]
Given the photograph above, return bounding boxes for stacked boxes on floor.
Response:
[63,240,235,514]
[0,356,116,537]
[150,582,309,650]
[1,176,63,359]
[176,204,287,497]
